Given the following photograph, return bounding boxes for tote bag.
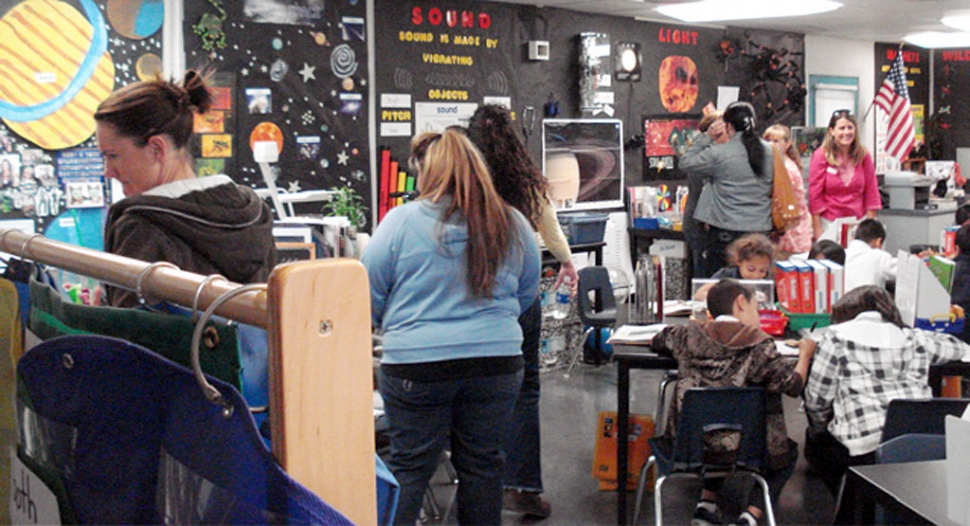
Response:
[771,148,801,233]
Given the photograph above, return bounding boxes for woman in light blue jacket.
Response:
[362,128,540,525]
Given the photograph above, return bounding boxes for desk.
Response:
[879,208,953,256]
[928,359,970,397]
[835,460,958,525]
[611,343,677,525]
[543,241,605,266]
[610,339,969,525]
[628,228,685,266]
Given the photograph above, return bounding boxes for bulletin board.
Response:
[183,0,371,226]
[0,0,163,238]
[642,115,701,180]
[932,47,970,161]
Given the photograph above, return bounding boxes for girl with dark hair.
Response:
[803,285,968,495]
[680,101,774,277]
[362,128,540,526]
[808,110,881,240]
[96,70,276,307]
[466,104,574,520]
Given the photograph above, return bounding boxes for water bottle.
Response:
[631,254,656,324]
[553,280,572,319]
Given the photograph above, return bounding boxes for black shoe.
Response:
[503,489,551,520]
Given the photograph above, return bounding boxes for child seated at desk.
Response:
[808,239,845,266]
[803,285,969,495]
[652,279,815,526]
[694,233,774,301]
[843,218,896,293]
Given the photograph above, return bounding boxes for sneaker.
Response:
[503,489,552,520]
[729,511,758,526]
[691,501,722,526]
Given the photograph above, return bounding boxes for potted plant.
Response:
[323,186,368,229]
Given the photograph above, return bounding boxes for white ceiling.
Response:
[483,0,970,44]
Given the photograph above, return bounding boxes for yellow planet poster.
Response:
[0,0,114,150]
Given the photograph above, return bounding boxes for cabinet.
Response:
[879,209,953,255]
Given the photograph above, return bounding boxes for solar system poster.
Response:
[184,0,370,224]
[643,116,701,180]
[0,0,163,233]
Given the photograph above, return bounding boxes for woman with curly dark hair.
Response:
[467,104,576,520]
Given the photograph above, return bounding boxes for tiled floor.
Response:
[424,362,836,525]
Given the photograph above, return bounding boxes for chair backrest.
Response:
[881,398,970,443]
[576,266,617,326]
[875,433,947,464]
[674,387,767,472]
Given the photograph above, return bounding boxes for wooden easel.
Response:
[0,229,377,525]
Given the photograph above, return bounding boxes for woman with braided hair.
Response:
[680,101,774,276]
[95,70,276,307]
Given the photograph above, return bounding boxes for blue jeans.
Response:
[379,368,523,526]
[504,298,543,492]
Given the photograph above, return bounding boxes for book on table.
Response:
[607,324,668,345]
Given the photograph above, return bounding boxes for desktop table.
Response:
[835,460,959,525]
[610,337,970,525]
[542,241,605,266]
[611,343,677,524]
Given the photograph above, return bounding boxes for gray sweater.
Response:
[681,133,774,232]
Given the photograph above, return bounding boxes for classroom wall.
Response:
[804,35,876,152]
[373,0,807,220]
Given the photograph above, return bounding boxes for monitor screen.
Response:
[541,119,624,211]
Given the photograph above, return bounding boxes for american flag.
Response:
[874,51,915,162]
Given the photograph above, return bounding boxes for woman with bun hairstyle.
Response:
[808,110,881,241]
[96,71,276,307]
[680,101,774,276]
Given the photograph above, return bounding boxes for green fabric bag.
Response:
[27,274,242,390]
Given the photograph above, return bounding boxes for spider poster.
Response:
[721,30,805,129]
[643,115,701,180]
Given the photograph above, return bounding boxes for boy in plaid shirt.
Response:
[803,285,968,494]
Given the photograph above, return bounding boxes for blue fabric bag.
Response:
[16,335,353,524]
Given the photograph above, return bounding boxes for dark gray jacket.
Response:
[681,133,774,232]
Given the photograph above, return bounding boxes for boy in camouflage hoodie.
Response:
[652,279,815,526]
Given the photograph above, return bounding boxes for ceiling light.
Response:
[656,0,842,23]
[942,14,970,32]
[904,31,970,49]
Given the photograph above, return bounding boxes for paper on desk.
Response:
[607,323,668,345]
[775,340,800,357]
[663,300,699,317]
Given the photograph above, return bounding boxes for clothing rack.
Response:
[0,228,377,525]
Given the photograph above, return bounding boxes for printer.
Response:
[883,170,934,210]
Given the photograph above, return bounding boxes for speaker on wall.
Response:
[615,42,642,82]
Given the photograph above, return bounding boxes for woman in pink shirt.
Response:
[809,111,882,240]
